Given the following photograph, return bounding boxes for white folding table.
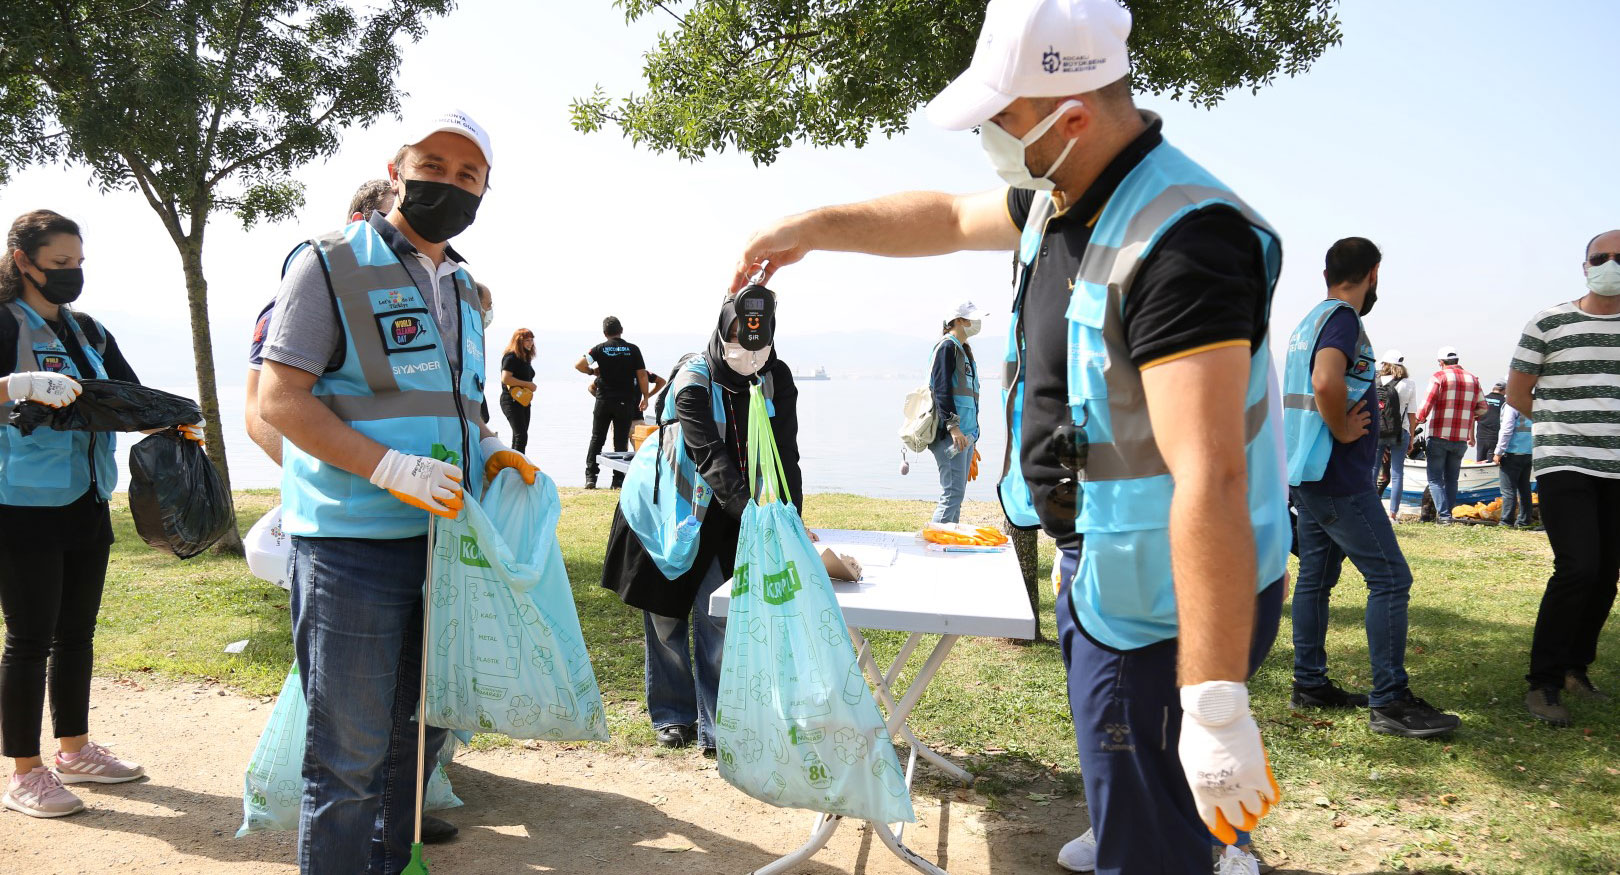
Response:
[709,528,1036,875]
[597,452,634,476]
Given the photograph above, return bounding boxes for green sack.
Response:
[236,664,462,837]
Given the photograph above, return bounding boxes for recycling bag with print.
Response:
[714,384,915,824]
[424,469,608,741]
[236,664,462,837]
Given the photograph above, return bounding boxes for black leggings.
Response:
[0,543,110,758]
[500,394,532,454]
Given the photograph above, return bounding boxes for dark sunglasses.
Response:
[1042,420,1090,519]
[1590,252,1620,268]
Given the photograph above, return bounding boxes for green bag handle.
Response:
[746,382,792,506]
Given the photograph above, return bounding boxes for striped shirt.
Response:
[1511,301,1620,478]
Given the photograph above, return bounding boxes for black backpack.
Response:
[1378,380,1403,439]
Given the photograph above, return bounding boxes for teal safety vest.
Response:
[1282,299,1375,487]
[620,355,775,579]
[279,220,486,540]
[0,301,116,507]
[931,334,981,438]
[1504,410,1534,455]
[995,192,1060,530]
[1006,138,1290,650]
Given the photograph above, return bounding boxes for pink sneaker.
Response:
[3,767,85,818]
[54,741,145,785]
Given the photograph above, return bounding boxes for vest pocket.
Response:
[4,431,74,488]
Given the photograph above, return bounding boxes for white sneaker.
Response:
[1214,845,1261,875]
[1057,828,1097,872]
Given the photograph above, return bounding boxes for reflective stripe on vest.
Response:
[932,334,980,438]
[279,219,486,540]
[1281,299,1374,486]
[620,356,777,579]
[996,192,1059,530]
[0,301,116,506]
[1062,139,1290,650]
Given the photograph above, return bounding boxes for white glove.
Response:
[1178,681,1280,845]
[480,435,538,487]
[6,372,82,408]
[368,449,464,518]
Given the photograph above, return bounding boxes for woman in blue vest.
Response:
[0,210,195,818]
[928,301,985,523]
[601,297,803,754]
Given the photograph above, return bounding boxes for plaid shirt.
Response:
[1416,365,1483,443]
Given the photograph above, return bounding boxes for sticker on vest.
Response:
[375,307,438,355]
[36,353,72,374]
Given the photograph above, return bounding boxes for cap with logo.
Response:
[405,109,494,168]
[1437,346,1459,362]
[1380,349,1404,365]
[927,0,1133,131]
[949,301,990,323]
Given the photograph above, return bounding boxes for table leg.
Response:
[748,813,843,875]
[851,630,973,786]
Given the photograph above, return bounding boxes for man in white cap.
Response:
[1414,346,1485,523]
[730,1,1285,871]
[259,110,537,875]
[927,300,988,523]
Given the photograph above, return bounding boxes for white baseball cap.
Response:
[1381,349,1404,365]
[405,108,494,167]
[949,301,990,322]
[1437,345,1459,362]
[927,0,1133,131]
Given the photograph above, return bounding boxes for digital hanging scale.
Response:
[735,263,775,351]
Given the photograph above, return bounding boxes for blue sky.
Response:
[1,0,1614,389]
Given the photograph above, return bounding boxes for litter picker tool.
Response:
[403,516,436,875]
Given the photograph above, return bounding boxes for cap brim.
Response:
[414,125,494,168]
[926,72,1016,131]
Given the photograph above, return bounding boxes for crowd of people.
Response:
[0,1,1615,874]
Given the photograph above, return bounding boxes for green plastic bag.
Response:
[424,470,608,741]
[236,665,462,837]
[713,384,915,824]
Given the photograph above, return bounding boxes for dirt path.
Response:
[2,678,1089,875]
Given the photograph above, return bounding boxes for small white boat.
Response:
[1382,457,1535,510]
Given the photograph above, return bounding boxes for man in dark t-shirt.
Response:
[575,316,656,488]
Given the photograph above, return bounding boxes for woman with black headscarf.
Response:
[601,296,802,754]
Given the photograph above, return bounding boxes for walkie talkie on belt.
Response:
[735,263,776,351]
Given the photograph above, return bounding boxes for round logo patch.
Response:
[392,316,424,346]
[39,354,69,373]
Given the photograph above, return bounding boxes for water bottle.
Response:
[676,514,700,543]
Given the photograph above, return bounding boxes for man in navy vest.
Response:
[258,112,537,875]
[729,2,1289,871]
[1281,238,1459,740]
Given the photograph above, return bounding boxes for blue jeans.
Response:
[644,559,727,748]
[1498,453,1534,526]
[1290,487,1414,707]
[1056,547,1279,873]
[928,432,975,524]
[1425,437,1468,520]
[290,535,447,875]
[1378,429,1409,516]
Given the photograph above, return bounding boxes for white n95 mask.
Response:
[980,100,1083,191]
[963,319,983,338]
[723,342,771,376]
[1587,260,1620,297]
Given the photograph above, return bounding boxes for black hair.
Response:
[603,316,622,337]
[2,210,81,304]
[1324,237,1382,287]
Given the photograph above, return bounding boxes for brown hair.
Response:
[503,327,534,362]
[1379,361,1408,381]
[348,179,394,218]
[2,210,81,304]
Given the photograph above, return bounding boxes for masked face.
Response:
[979,100,1082,191]
[1586,260,1620,297]
[25,264,85,306]
[723,341,771,377]
[481,308,494,329]
[395,178,482,244]
[1359,279,1378,316]
[963,318,983,338]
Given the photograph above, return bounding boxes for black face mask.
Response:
[397,178,482,244]
[26,266,85,305]
[1359,281,1378,317]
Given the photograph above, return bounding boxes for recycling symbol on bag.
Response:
[507,695,541,727]
[834,727,868,765]
[738,728,764,764]
[532,644,554,673]
[750,670,771,704]
[274,779,301,808]
[432,578,458,608]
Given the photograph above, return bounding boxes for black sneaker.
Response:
[1291,679,1370,710]
[655,724,695,748]
[1369,691,1460,737]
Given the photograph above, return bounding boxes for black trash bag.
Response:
[8,380,200,437]
[128,430,232,559]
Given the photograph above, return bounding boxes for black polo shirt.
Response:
[1007,115,1272,545]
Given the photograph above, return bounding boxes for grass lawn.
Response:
[25,490,1620,873]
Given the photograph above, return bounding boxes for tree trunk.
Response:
[178,236,243,555]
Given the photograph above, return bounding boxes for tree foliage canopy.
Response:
[572,0,1342,164]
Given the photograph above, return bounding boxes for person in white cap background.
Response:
[1414,345,1485,523]
[1512,228,1620,727]
[927,301,986,523]
[1375,349,1418,519]
[257,110,538,874]
[729,0,1287,871]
